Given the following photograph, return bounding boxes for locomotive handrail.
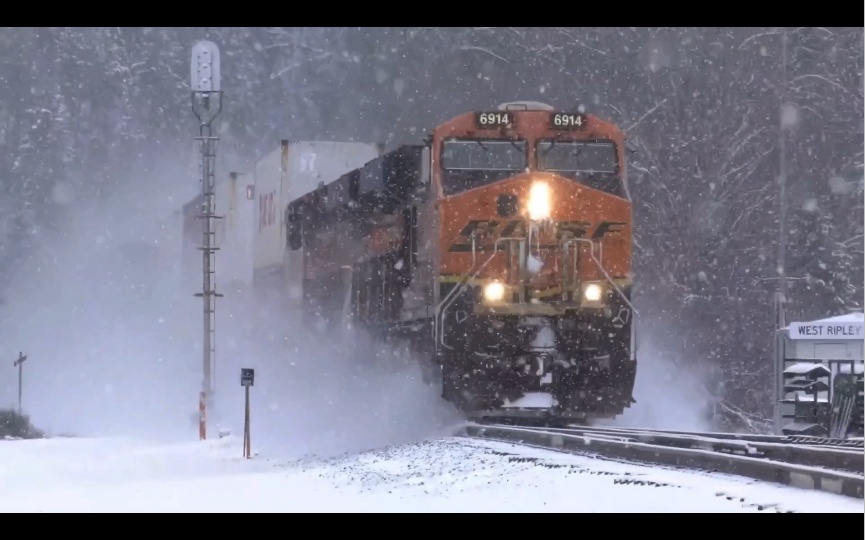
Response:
[437,243,507,351]
[437,235,537,351]
[565,238,637,316]
[435,238,519,318]
[436,235,638,351]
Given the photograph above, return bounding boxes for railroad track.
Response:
[541,424,865,450]
[472,415,865,449]
[515,424,865,453]
[462,422,864,499]
[501,424,864,473]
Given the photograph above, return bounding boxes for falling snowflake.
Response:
[828,176,851,195]
[51,181,74,205]
[781,104,799,128]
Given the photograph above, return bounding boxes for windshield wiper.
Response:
[572,145,585,166]
[542,133,565,157]
[475,140,489,152]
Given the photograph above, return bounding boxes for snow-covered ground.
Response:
[1,435,860,512]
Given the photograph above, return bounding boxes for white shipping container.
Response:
[214,172,255,287]
[252,140,382,277]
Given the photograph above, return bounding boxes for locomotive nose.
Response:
[496,193,518,217]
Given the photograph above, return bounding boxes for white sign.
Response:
[788,321,864,340]
[300,152,317,173]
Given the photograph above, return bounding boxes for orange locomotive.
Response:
[286,101,637,422]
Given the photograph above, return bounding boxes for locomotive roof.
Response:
[287,143,424,209]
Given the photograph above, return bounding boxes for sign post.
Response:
[12,352,27,415]
[240,368,254,459]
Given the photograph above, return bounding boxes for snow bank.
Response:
[0,435,859,513]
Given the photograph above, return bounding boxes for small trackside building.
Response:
[774,312,864,438]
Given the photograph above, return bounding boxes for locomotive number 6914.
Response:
[551,113,586,129]
[475,112,512,128]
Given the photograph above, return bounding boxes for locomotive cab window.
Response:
[441,139,527,195]
[537,140,623,198]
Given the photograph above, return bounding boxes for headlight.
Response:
[583,283,602,302]
[484,281,506,302]
[527,182,551,221]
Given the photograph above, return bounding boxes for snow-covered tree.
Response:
[0,27,860,424]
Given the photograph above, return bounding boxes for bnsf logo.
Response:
[259,190,276,232]
[448,219,626,252]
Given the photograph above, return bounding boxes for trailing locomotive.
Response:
[285,101,637,421]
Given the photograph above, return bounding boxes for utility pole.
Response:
[190,40,224,440]
[776,26,789,328]
[773,27,789,435]
[13,352,27,415]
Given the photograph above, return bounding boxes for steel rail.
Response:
[542,424,865,449]
[462,423,864,499]
[478,423,863,474]
[471,416,864,448]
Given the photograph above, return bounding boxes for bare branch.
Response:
[555,28,609,56]
[738,30,780,50]
[458,45,509,63]
[790,73,862,101]
[624,99,667,132]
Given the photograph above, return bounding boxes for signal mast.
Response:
[190,40,224,440]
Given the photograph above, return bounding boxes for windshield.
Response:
[441,139,526,195]
[537,140,618,173]
[537,140,623,197]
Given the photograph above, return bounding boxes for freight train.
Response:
[179,102,638,422]
[282,102,637,422]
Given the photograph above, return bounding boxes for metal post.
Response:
[191,41,224,440]
[240,367,254,457]
[777,27,788,321]
[13,352,26,415]
[773,28,789,435]
[243,385,251,459]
